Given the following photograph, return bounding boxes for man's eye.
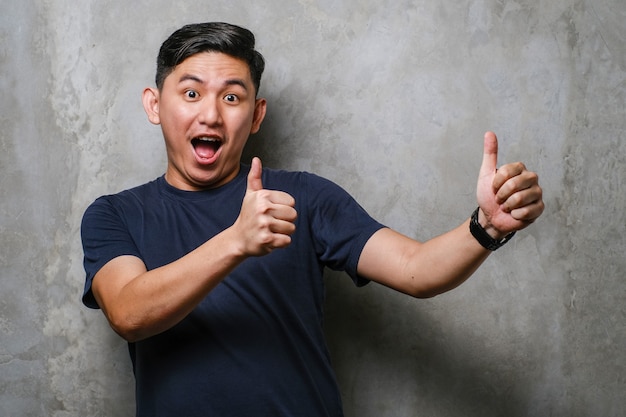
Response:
[224,94,238,102]
[185,90,198,99]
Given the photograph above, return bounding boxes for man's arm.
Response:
[91,158,297,342]
[357,132,544,297]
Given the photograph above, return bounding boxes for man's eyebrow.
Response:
[224,79,249,91]
[178,74,204,84]
[178,74,248,91]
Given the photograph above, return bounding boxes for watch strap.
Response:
[470,207,515,251]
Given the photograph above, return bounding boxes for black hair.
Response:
[155,22,265,95]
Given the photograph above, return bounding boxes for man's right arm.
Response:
[91,158,296,342]
[92,227,246,342]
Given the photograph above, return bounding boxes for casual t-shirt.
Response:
[81,164,385,417]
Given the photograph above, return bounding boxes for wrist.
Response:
[477,208,506,240]
[221,225,251,261]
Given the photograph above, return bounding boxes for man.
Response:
[81,22,544,417]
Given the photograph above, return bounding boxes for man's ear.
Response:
[142,87,161,125]
[250,97,267,134]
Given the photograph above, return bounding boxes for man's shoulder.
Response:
[262,166,335,191]
[88,177,162,212]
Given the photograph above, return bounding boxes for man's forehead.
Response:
[162,52,251,89]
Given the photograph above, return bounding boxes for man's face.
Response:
[143,52,266,190]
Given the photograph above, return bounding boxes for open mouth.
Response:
[192,137,222,160]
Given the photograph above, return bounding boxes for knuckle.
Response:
[288,208,298,221]
[509,193,523,207]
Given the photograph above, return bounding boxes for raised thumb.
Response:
[247,156,264,192]
[480,131,499,176]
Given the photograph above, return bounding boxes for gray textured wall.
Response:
[1,0,624,416]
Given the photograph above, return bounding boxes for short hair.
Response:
[155,22,265,95]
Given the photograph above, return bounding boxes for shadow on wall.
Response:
[240,90,295,168]
[322,270,542,417]
[241,84,345,173]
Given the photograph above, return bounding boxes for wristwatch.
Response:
[469,207,515,251]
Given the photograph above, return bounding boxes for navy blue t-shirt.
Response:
[81,164,385,417]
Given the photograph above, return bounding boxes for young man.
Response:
[81,22,544,417]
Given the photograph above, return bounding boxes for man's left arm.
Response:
[357,131,544,298]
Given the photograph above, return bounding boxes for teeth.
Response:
[197,137,220,142]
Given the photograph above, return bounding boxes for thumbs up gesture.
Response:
[233,157,297,256]
[476,132,544,239]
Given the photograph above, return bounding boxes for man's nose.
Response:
[198,97,223,125]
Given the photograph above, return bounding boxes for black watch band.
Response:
[469,207,515,251]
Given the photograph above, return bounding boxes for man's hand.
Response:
[476,131,544,239]
[233,157,297,256]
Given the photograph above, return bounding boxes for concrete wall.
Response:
[1,0,624,416]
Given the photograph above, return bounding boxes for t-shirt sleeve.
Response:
[80,196,142,309]
[305,174,386,286]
